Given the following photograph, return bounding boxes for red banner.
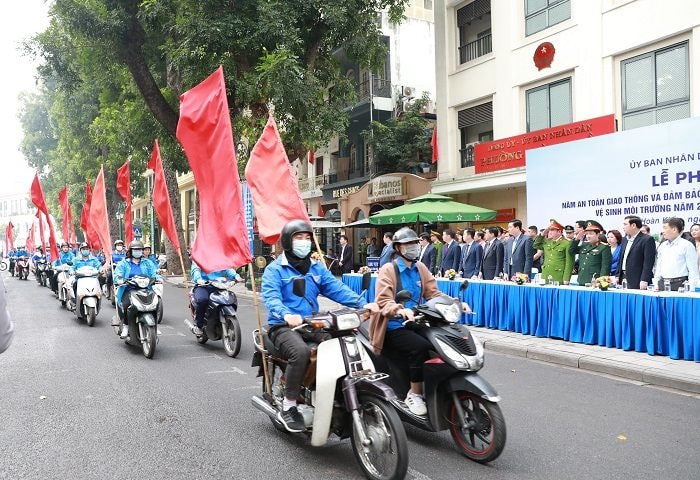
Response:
[148,139,181,253]
[5,221,13,254]
[116,160,133,244]
[30,174,59,259]
[474,114,616,174]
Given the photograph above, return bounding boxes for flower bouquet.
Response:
[358,266,371,274]
[444,269,457,280]
[595,275,612,291]
[514,273,528,285]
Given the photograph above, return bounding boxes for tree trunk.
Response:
[162,167,189,275]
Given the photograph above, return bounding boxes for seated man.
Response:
[262,219,379,432]
[190,262,242,336]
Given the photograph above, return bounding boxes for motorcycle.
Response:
[34,258,50,287]
[113,275,161,359]
[16,256,30,280]
[55,264,72,307]
[67,266,102,327]
[9,257,16,276]
[153,282,164,324]
[251,276,408,480]
[184,279,241,357]
[357,278,506,464]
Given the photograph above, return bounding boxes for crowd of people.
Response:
[369,215,700,292]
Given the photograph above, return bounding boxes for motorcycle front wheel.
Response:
[141,324,157,359]
[223,315,241,358]
[449,392,506,464]
[351,396,408,480]
[86,306,96,327]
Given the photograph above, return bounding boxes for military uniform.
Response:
[533,235,574,283]
[569,220,611,284]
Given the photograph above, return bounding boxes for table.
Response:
[342,274,700,361]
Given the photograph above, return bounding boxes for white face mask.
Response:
[401,244,421,261]
[116,245,123,252]
[292,239,312,258]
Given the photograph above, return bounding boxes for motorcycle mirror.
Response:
[361,272,372,291]
[292,277,306,298]
[67,262,73,266]
[459,280,469,291]
[396,290,413,305]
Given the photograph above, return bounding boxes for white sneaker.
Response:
[405,393,427,416]
[192,326,203,336]
[120,324,129,339]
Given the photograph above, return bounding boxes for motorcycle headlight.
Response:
[132,277,151,289]
[435,338,483,371]
[334,313,362,331]
[435,302,462,324]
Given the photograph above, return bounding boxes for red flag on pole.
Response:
[116,160,134,243]
[26,221,35,253]
[245,113,310,244]
[176,67,252,271]
[36,210,46,255]
[90,168,113,266]
[30,173,59,259]
[5,221,13,254]
[309,149,315,165]
[431,126,438,164]
[58,186,71,244]
[317,203,324,218]
[147,139,180,253]
[80,181,99,249]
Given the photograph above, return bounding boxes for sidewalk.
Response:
[164,275,700,396]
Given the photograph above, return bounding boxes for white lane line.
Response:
[186,354,222,360]
[408,467,434,480]
[231,385,259,391]
[206,366,248,375]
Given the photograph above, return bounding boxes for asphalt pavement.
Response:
[1,273,699,480]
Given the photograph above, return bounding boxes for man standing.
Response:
[619,215,657,289]
[459,228,483,278]
[367,237,380,257]
[357,236,367,266]
[652,217,699,291]
[528,225,542,272]
[439,228,461,275]
[430,231,443,275]
[338,234,353,274]
[418,233,436,274]
[533,219,573,284]
[564,225,576,242]
[502,219,533,280]
[570,220,611,285]
[379,232,394,267]
[481,227,504,280]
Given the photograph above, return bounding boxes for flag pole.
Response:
[249,262,271,395]
[312,232,327,269]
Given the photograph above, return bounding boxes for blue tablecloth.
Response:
[342,274,700,361]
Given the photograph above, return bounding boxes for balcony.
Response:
[459,33,492,64]
[460,146,476,168]
[298,174,337,193]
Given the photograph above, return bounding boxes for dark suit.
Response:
[459,242,483,278]
[619,232,657,289]
[339,244,353,274]
[502,234,534,279]
[439,241,462,275]
[419,243,436,274]
[482,240,504,280]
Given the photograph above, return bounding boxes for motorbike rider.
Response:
[190,262,243,336]
[112,240,161,338]
[105,240,126,295]
[51,242,76,294]
[71,242,104,300]
[142,244,159,269]
[261,219,380,432]
[369,227,472,416]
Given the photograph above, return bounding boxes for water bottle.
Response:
[547,275,553,285]
[682,280,689,293]
[621,279,627,290]
[531,268,538,281]
[664,279,671,292]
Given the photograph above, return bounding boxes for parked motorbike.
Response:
[113,275,161,359]
[55,264,72,307]
[34,258,50,287]
[357,279,506,464]
[16,256,30,280]
[251,276,408,480]
[184,279,241,357]
[9,257,16,276]
[67,266,102,327]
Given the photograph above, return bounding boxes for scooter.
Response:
[16,256,30,280]
[55,264,72,307]
[251,276,408,480]
[153,282,164,324]
[357,279,506,464]
[184,279,241,357]
[67,266,102,327]
[9,257,16,276]
[34,258,50,287]
[113,275,161,359]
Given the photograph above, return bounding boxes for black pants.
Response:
[383,325,433,383]
[119,292,133,322]
[270,326,331,400]
[50,271,59,293]
[193,285,215,328]
[656,276,688,292]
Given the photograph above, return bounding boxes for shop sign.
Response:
[474,114,616,174]
[331,185,362,199]
[367,176,405,201]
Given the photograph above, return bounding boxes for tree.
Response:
[363,94,433,176]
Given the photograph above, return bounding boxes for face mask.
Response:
[62,248,69,253]
[132,250,143,259]
[81,249,90,257]
[292,239,312,258]
[116,246,123,252]
[402,244,421,261]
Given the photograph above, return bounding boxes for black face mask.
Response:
[285,250,311,274]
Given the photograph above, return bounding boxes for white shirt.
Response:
[621,232,640,271]
[652,236,699,289]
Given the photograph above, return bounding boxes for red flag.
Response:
[90,168,113,266]
[30,174,59,259]
[80,181,99,249]
[317,203,324,218]
[36,210,46,255]
[245,113,310,244]
[431,126,438,164]
[147,139,181,253]
[26,221,35,253]
[5,221,13,253]
[309,149,315,165]
[116,160,134,243]
[58,186,71,244]
[176,67,252,271]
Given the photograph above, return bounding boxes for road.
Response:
[1,274,698,480]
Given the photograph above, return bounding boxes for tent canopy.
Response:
[368,193,497,225]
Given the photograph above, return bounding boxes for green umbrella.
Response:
[368,193,497,225]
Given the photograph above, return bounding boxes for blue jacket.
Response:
[32,253,46,263]
[72,255,103,272]
[112,250,126,264]
[379,244,394,267]
[191,263,238,283]
[53,251,75,267]
[114,258,160,304]
[262,253,367,327]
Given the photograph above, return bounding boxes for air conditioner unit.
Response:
[402,86,414,97]
[420,100,435,115]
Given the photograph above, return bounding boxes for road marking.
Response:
[408,467,434,480]
[206,366,248,375]
[186,354,222,360]
[231,385,259,391]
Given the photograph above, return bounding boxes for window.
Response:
[621,42,689,130]
[457,0,492,64]
[424,0,433,9]
[458,102,493,168]
[363,140,372,176]
[525,0,570,36]
[526,78,572,132]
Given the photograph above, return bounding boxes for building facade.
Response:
[434,0,699,226]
